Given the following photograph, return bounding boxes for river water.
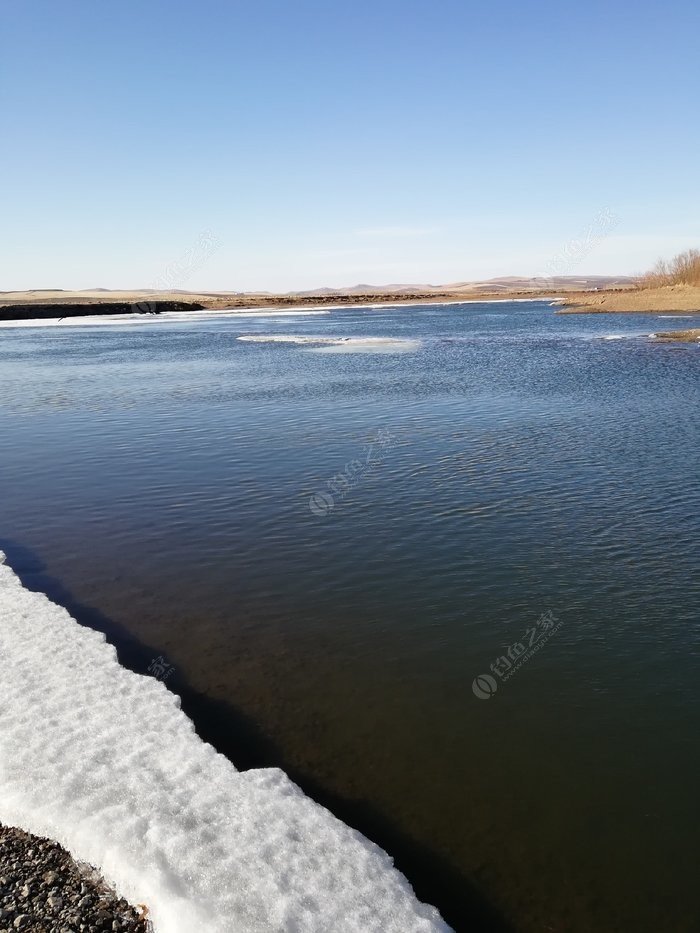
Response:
[0,301,698,932]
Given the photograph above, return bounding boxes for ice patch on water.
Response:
[590,333,651,341]
[237,335,336,344]
[237,335,420,353]
[308,340,419,354]
[0,553,449,933]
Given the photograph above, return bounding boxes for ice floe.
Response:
[237,335,421,353]
[0,552,449,933]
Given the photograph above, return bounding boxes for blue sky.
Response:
[3,0,699,291]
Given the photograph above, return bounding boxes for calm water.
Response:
[1,302,698,932]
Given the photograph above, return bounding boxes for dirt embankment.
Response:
[0,301,205,321]
[0,290,554,321]
[1,284,661,322]
[559,284,700,314]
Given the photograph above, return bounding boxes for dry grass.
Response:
[641,248,700,288]
[560,248,700,313]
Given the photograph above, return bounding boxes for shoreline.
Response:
[0,823,151,932]
[0,551,452,933]
[3,293,698,347]
[0,295,556,326]
[0,287,615,323]
[3,283,699,324]
[557,283,700,314]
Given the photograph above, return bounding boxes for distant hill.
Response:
[2,276,635,302]
[291,276,635,297]
[0,276,640,320]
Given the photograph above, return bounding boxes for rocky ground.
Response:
[654,327,700,342]
[0,824,151,932]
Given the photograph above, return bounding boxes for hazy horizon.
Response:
[1,272,637,297]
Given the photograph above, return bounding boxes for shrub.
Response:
[642,248,700,287]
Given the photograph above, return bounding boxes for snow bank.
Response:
[0,309,331,328]
[0,553,449,933]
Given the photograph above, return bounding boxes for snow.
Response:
[0,552,449,933]
[0,309,331,329]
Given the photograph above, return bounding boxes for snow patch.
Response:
[0,309,331,329]
[0,552,449,933]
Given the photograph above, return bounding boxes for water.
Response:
[1,302,698,932]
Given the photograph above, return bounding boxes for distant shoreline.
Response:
[0,286,617,322]
[2,283,699,324]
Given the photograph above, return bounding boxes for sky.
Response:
[2,0,699,292]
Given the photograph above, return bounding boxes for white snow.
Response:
[0,552,449,933]
[237,335,341,344]
[0,309,331,329]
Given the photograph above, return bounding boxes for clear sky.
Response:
[3,0,699,292]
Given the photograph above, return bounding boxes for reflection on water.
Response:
[1,302,699,932]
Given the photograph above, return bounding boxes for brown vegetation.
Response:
[641,248,700,288]
[558,284,700,314]
[560,249,700,313]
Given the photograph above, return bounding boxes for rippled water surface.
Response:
[1,302,698,932]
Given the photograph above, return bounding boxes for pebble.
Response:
[0,823,151,932]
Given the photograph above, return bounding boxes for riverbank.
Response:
[0,823,151,932]
[0,292,548,321]
[0,300,207,321]
[0,552,449,933]
[0,280,632,321]
[558,284,700,314]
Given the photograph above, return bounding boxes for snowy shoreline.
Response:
[0,552,450,932]
[0,297,552,329]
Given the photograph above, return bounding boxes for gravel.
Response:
[0,823,152,932]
